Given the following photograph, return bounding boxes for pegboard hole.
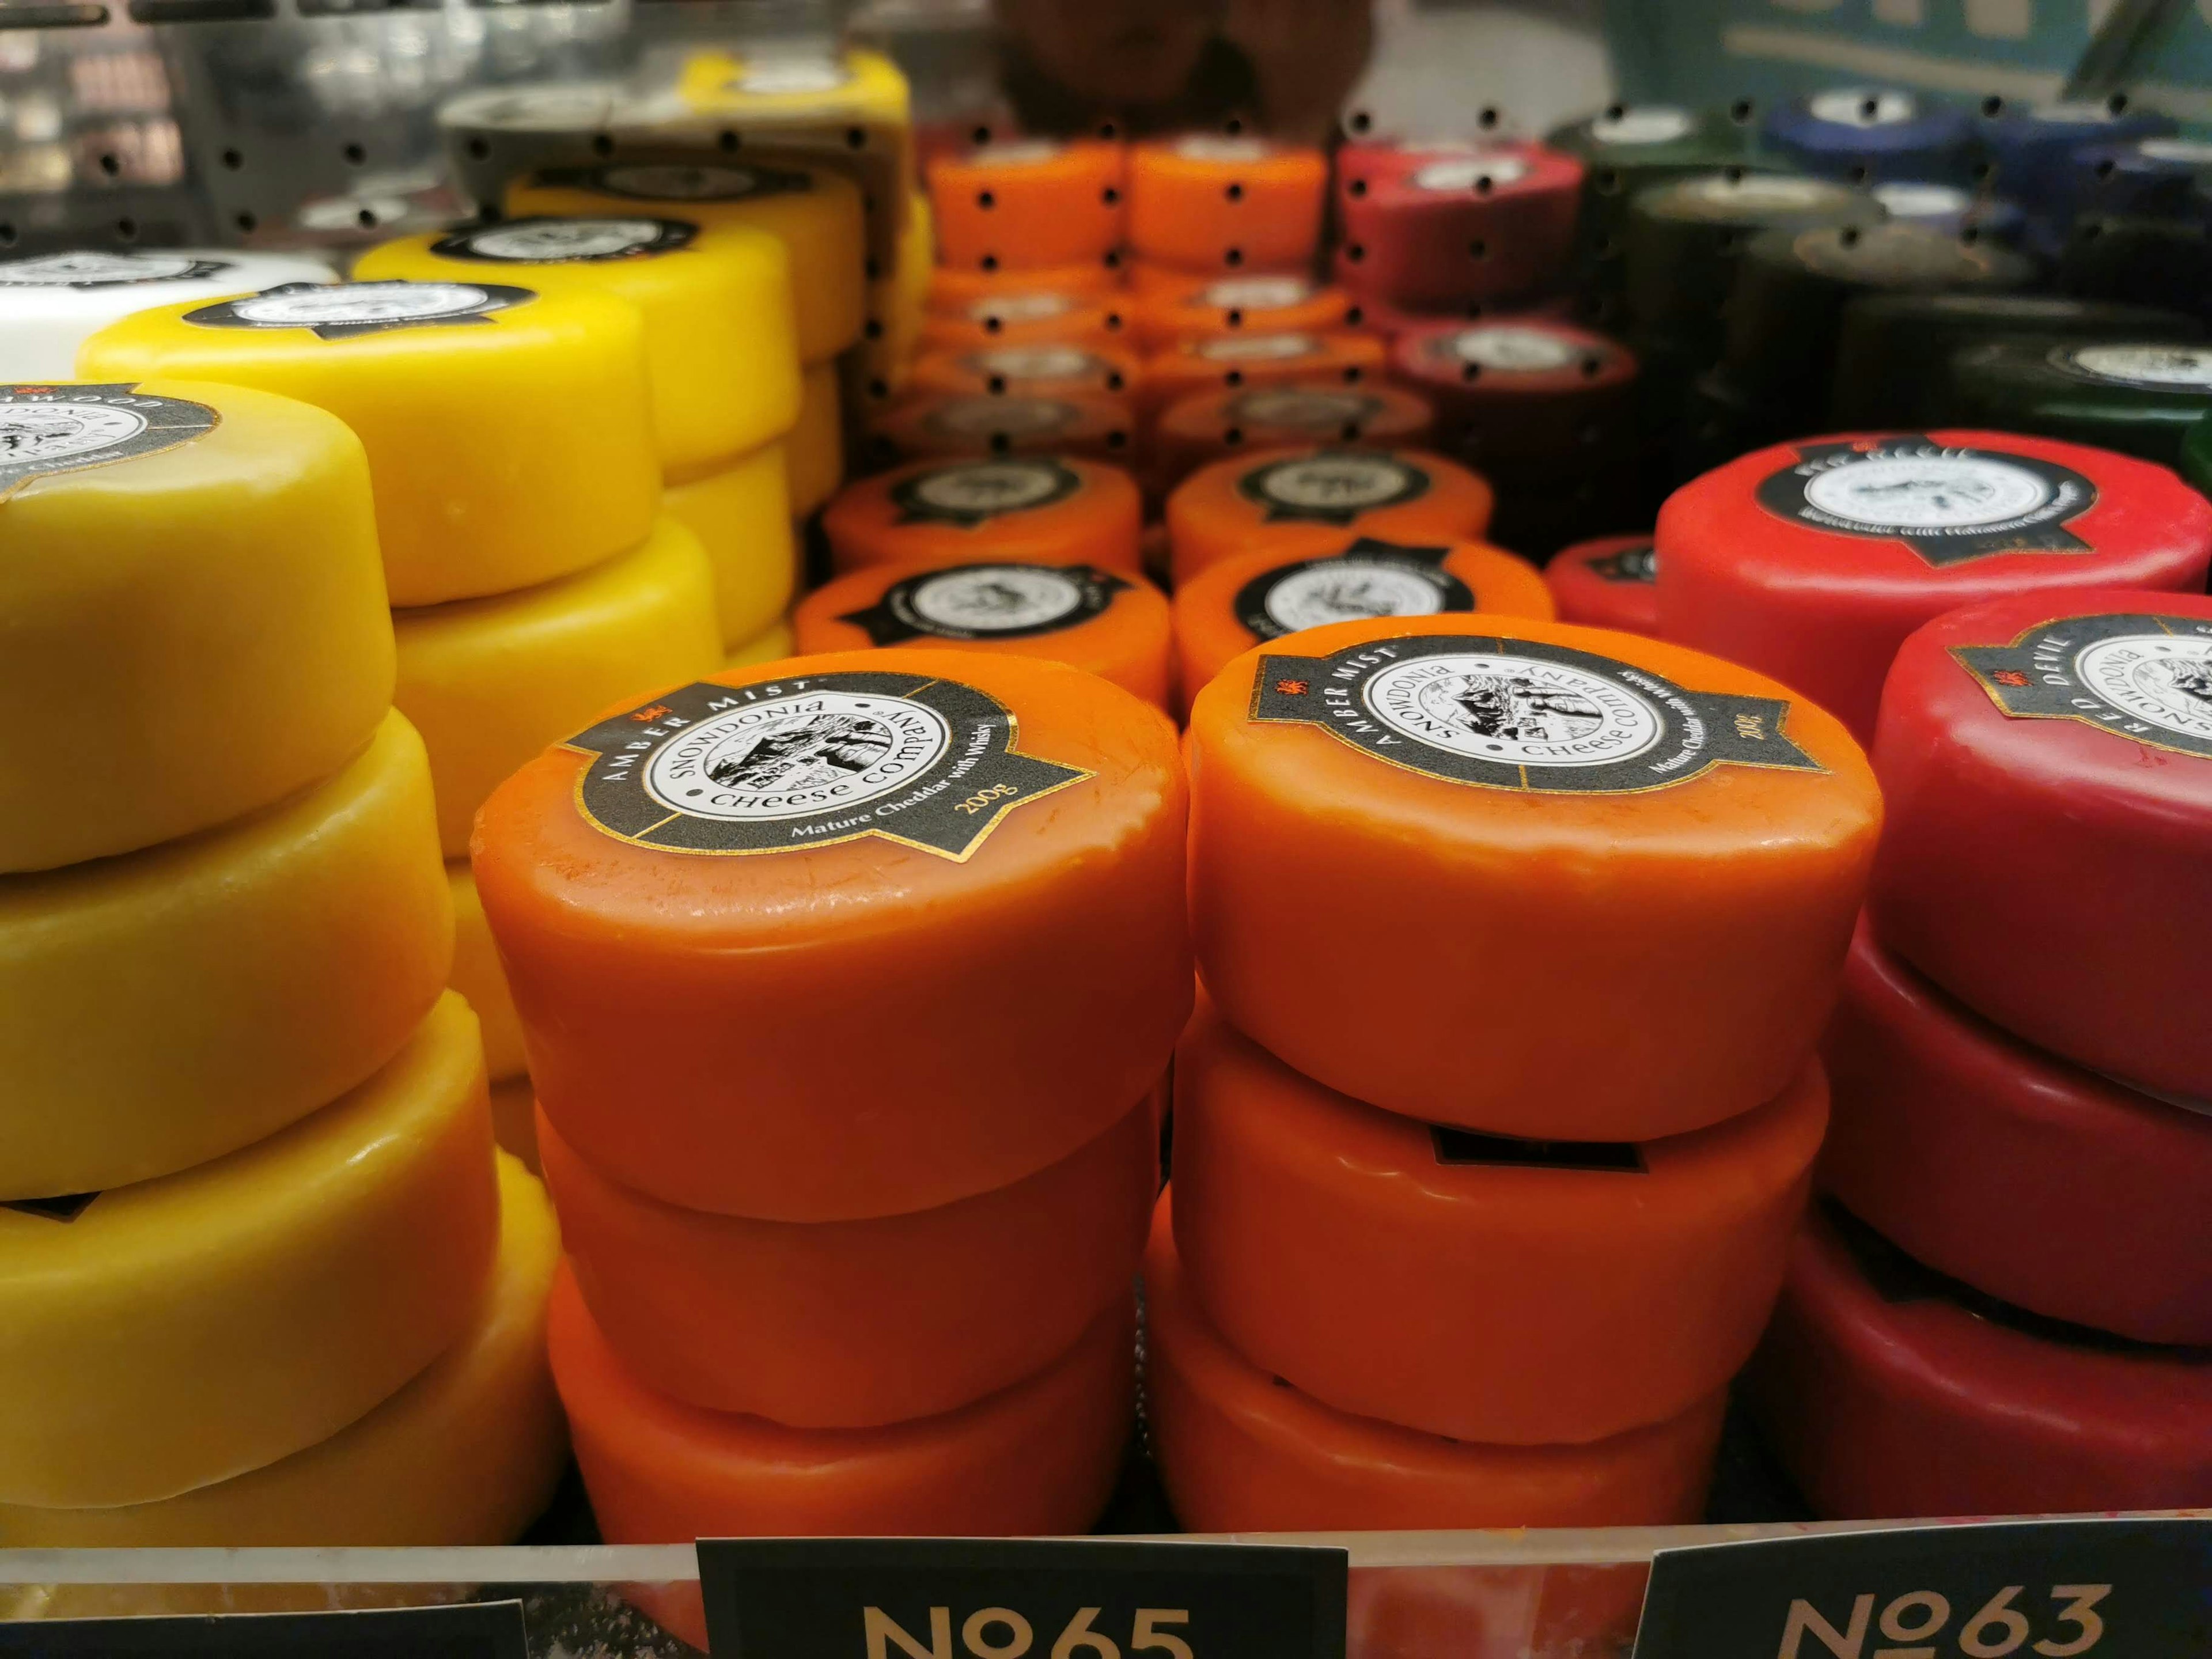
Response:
[1223,425,1245,446]
[1225,181,1245,202]
[719,130,740,152]
[1478,106,1499,128]
[977,189,996,209]
[357,207,377,228]
[864,318,883,340]
[1224,369,1245,387]
[234,211,256,233]
[2095,158,2116,179]
[1461,362,1482,382]
[1981,95,2005,118]
[1347,108,1372,135]
[1839,225,1862,248]
[989,432,1012,454]
[97,153,119,177]
[1604,101,1625,121]
[983,315,1003,334]
[1097,119,1120,141]
[1580,356,1603,378]
[343,142,365,166]
[986,373,1007,393]
[1224,247,1244,266]
[590,133,614,157]
[0,224,16,246]
[844,126,866,149]
[1474,174,1494,196]
[114,217,137,240]
[1105,371,1127,391]
[978,254,998,272]
[1344,305,1364,326]
[1339,421,1362,441]
[1225,307,1244,327]
[1972,160,1994,182]
[1848,164,1869,184]
[2108,93,2130,115]
[868,377,889,399]
[1345,242,1365,263]
[1106,428,1128,449]
[465,137,488,161]
[1729,98,1754,123]
[866,255,885,279]
[1224,116,1245,136]
[1101,186,1120,206]
[971,124,993,145]
[1594,168,1620,195]
[1342,365,1363,383]
[1348,177,1368,198]
[1723,164,1745,184]
[1468,238,1489,259]
[221,147,243,170]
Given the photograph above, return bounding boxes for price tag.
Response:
[1631,1517,2212,1659]
[696,1539,1347,1659]
[0,1601,529,1658]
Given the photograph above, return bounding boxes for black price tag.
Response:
[697,1539,1346,1659]
[0,1601,529,1658]
[1631,1518,2212,1659]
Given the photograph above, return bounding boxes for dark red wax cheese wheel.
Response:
[822,455,1145,576]
[1335,286,1580,340]
[1152,384,1436,488]
[540,1096,1156,1424]
[1655,430,2212,744]
[1171,998,1827,1444]
[866,392,1137,468]
[1338,142,1585,310]
[1822,922,2212,1345]
[1745,1204,2212,1519]
[1868,588,2212,1102]
[1144,1194,1726,1531]
[1185,615,1880,1142]
[1391,319,1638,475]
[1545,535,1660,634]
[470,649,1190,1222]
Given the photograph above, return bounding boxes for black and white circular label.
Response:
[1237,449,1430,524]
[1411,154,1531,191]
[1446,326,1581,373]
[1590,107,1695,146]
[540,162,815,202]
[2052,343,2212,388]
[1199,275,1315,309]
[891,457,1083,527]
[1250,634,1821,793]
[0,383,218,498]
[0,251,229,288]
[1809,89,1916,127]
[187,279,535,338]
[1198,332,1319,362]
[1588,541,1657,584]
[1228,387,1385,430]
[1756,437,2095,565]
[1956,611,2212,760]
[840,562,1126,645]
[923,395,1081,440]
[1234,539,1472,639]
[564,672,1088,859]
[431,217,695,263]
[966,345,1106,381]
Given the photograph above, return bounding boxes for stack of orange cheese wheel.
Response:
[1127,134,1328,284]
[1153,611,1883,1529]
[474,645,1193,1639]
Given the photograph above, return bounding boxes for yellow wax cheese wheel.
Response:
[787,361,847,517]
[0,993,499,1508]
[75,281,660,608]
[355,218,802,478]
[394,518,724,860]
[488,1077,540,1173]
[663,445,797,648]
[0,1154,565,1546]
[724,619,796,669]
[0,378,392,873]
[449,860,527,1085]
[506,158,866,365]
[0,713,452,1202]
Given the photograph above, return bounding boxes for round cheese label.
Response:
[562,672,1088,859]
[966,346,1104,380]
[1237,452,1431,523]
[1449,326,1581,373]
[1590,107,1696,146]
[0,251,228,287]
[432,217,694,263]
[841,562,1126,645]
[1756,437,2096,566]
[729,59,852,96]
[1198,332,1319,362]
[1956,611,2212,760]
[0,383,218,497]
[891,457,1084,525]
[1808,89,1916,127]
[1411,154,1532,192]
[923,395,1080,438]
[2053,343,2212,388]
[1228,388,1385,429]
[188,279,534,336]
[1234,540,1474,638]
[1199,275,1315,309]
[1248,634,1824,793]
[1874,181,1973,217]
[1175,134,1272,164]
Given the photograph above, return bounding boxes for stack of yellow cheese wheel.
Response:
[0,377,562,1543]
[78,275,726,1157]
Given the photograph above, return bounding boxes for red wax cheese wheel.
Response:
[540,1095,1154,1425]
[1546,535,1660,635]
[1655,432,2212,744]
[1746,1204,2212,1519]
[1172,999,1826,1444]
[1166,445,1494,587]
[1138,332,1385,422]
[1823,922,2212,1345]
[1153,384,1435,486]
[1392,319,1638,475]
[822,455,1143,577]
[471,650,1190,1221]
[1126,136,1327,271]
[551,1264,1134,1540]
[1338,143,1584,310]
[795,559,1173,711]
[1133,274,1353,351]
[928,139,1126,273]
[1171,535,1551,711]
[1145,1196,1725,1531]
[1187,615,1880,1141]
[916,293,1131,355]
[865,392,1135,468]
[909,342,1139,401]
[1870,589,2212,1103]
[929,262,1124,310]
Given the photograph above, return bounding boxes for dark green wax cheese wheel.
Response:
[1937,336,2212,467]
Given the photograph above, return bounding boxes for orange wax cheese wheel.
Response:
[1172,999,1826,1444]
[823,454,1143,576]
[1138,331,1385,422]
[910,341,1139,400]
[552,1264,1134,1541]
[448,860,527,1084]
[1187,615,1881,1141]
[929,261,1123,310]
[1165,444,1494,586]
[1134,274,1353,351]
[74,283,661,608]
[1171,534,1551,710]
[795,558,1172,710]
[867,391,1136,468]
[1145,1195,1725,1531]
[1545,534,1660,635]
[929,139,1126,273]
[1153,383,1435,486]
[472,649,1191,1221]
[918,293,1131,355]
[541,1094,1154,1425]
[393,517,725,861]
[1127,135,1328,271]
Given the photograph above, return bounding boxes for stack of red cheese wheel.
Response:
[1336,141,1585,320]
[473,649,1191,1619]
[1154,612,1882,1529]
[1747,588,2212,1518]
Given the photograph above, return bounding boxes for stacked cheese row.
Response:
[0,376,559,1546]
[472,643,1192,1644]
[1151,609,1882,1530]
